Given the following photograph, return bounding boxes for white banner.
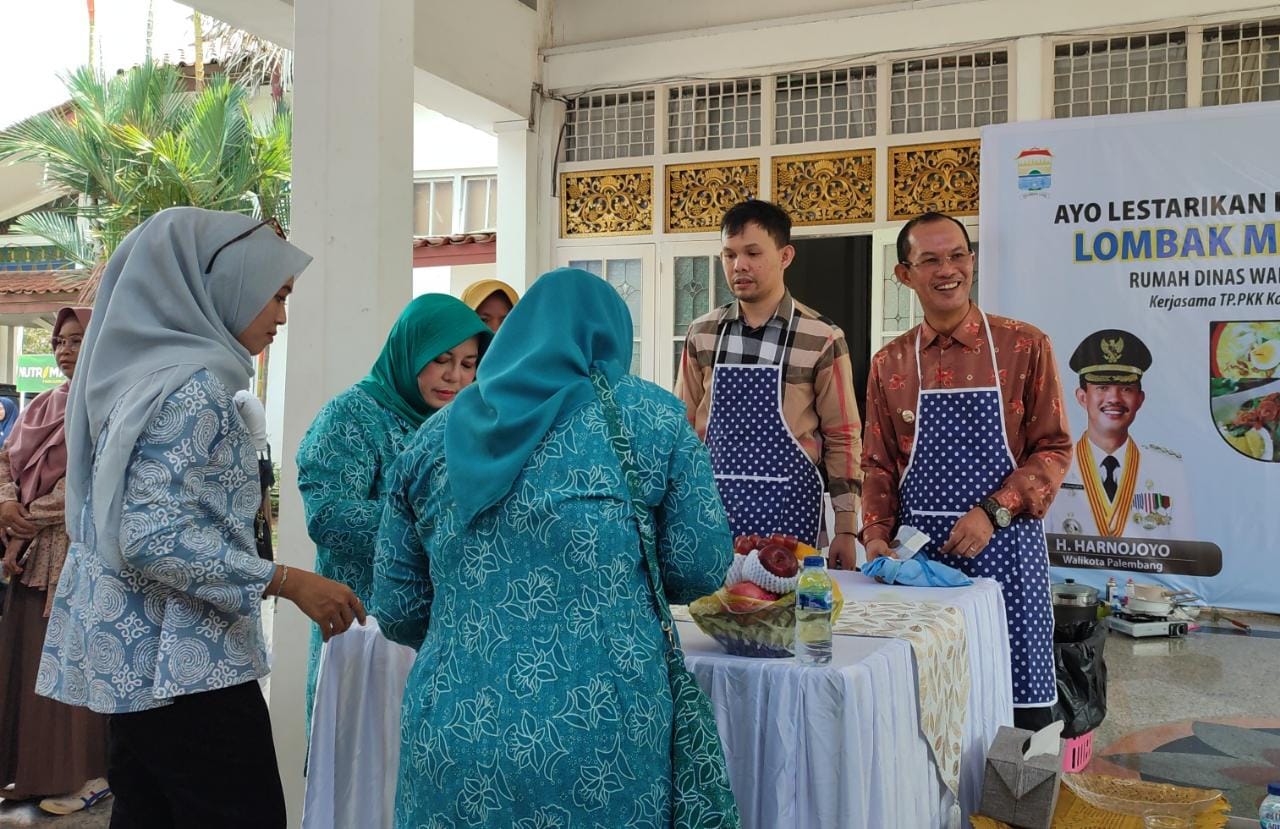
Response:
[980,103,1280,613]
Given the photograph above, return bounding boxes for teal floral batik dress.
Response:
[297,386,414,721]
[373,375,732,829]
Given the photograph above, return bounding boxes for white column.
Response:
[0,326,13,385]
[275,0,413,825]
[495,119,539,292]
[1015,35,1047,122]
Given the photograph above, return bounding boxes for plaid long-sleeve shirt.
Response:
[675,292,863,534]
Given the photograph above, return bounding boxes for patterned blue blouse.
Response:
[37,370,276,714]
[373,375,732,829]
[297,386,414,721]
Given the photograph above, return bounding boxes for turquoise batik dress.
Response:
[297,385,415,723]
[373,375,732,829]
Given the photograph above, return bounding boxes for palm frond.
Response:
[12,211,98,268]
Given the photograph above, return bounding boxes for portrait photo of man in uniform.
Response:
[1049,328,1193,540]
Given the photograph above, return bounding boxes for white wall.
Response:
[413,0,544,120]
[543,0,1266,91]
[412,107,497,171]
[548,0,900,48]
[411,262,499,298]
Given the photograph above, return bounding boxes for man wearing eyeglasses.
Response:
[860,212,1072,730]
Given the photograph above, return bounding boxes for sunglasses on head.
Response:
[204,217,287,275]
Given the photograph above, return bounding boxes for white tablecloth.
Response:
[302,573,1011,829]
[680,571,1012,829]
[302,618,415,829]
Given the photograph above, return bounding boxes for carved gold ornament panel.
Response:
[560,167,654,238]
[889,139,981,220]
[666,159,759,233]
[772,149,875,226]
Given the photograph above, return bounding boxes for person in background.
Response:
[37,207,364,829]
[860,211,1072,731]
[373,269,732,828]
[297,294,490,726]
[460,278,520,333]
[0,397,18,446]
[0,307,109,817]
[676,199,862,568]
[233,390,276,560]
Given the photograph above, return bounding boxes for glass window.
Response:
[1052,32,1188,118]
[890,51,1009,133]
[565,90,656,162]
[1202,19,1280,106]
[774,67,877,144]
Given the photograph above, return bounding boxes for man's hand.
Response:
[828,533,858,570]
[864,538,891,562]
[941,507,994,558]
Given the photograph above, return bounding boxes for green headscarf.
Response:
[445,268,632,526]
[356,294,491,428]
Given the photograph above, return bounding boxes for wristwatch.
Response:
[978,497,1012,529]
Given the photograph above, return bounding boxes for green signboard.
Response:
[16,354,64,394]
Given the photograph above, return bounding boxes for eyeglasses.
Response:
[902,250,973,272]
[52,336,84,352]
[204,217,287,275]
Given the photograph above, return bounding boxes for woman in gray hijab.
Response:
[36,207,364,828]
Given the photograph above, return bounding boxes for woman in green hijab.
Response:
[297,293,489,723]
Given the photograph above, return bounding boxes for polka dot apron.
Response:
[705,311,824,546]
[899,310,1056,708]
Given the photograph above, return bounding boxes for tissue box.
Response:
[979,726,1064,829]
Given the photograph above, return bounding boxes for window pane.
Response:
[413,183,431,235]
[673,256,710,334]
[463,177,496,232]
[430,180,454,236]
[568,259,602,276]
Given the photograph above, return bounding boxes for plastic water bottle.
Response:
[1260,781,1280,828]
[795,555,833,666]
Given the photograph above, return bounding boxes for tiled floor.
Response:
[1089,609,1280,817]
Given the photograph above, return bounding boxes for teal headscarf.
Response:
[445,268,632,526]
[355,294,491,428]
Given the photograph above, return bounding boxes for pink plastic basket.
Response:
[1063,731,1094,773]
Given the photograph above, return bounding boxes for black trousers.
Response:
[108,680,286,829]
[1013,704,1057,732]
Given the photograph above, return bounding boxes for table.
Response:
[679,571,1012,829]
[302,573,1012,829]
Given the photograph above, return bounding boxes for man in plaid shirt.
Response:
[676,200,862,569]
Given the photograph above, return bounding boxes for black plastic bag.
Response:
[1051,621,1108,738]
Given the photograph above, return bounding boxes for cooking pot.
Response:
[1051,579,1100,628]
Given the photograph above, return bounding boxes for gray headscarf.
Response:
[65,207,312,570]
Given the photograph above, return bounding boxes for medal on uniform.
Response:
[1077,437,1140,537]
[1131,486,1173,530]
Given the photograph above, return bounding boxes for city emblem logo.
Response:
[1016,147,1053,197]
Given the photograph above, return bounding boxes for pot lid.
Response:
[1051,579,1098,606]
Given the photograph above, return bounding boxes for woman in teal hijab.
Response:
[373,269,734,828]
[297,293,489,724]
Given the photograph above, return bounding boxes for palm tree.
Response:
[0,60,292,271]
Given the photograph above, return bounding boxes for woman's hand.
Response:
[2,542,23,578]
[0,501,38,540]
[276,567,367,641]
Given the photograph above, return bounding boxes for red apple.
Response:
[758,544,799,578]
[726,581,779,602]
[733,535,756,555]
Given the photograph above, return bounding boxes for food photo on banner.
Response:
[979,101,1280,613]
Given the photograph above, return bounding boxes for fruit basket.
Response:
[689,534,844,658]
